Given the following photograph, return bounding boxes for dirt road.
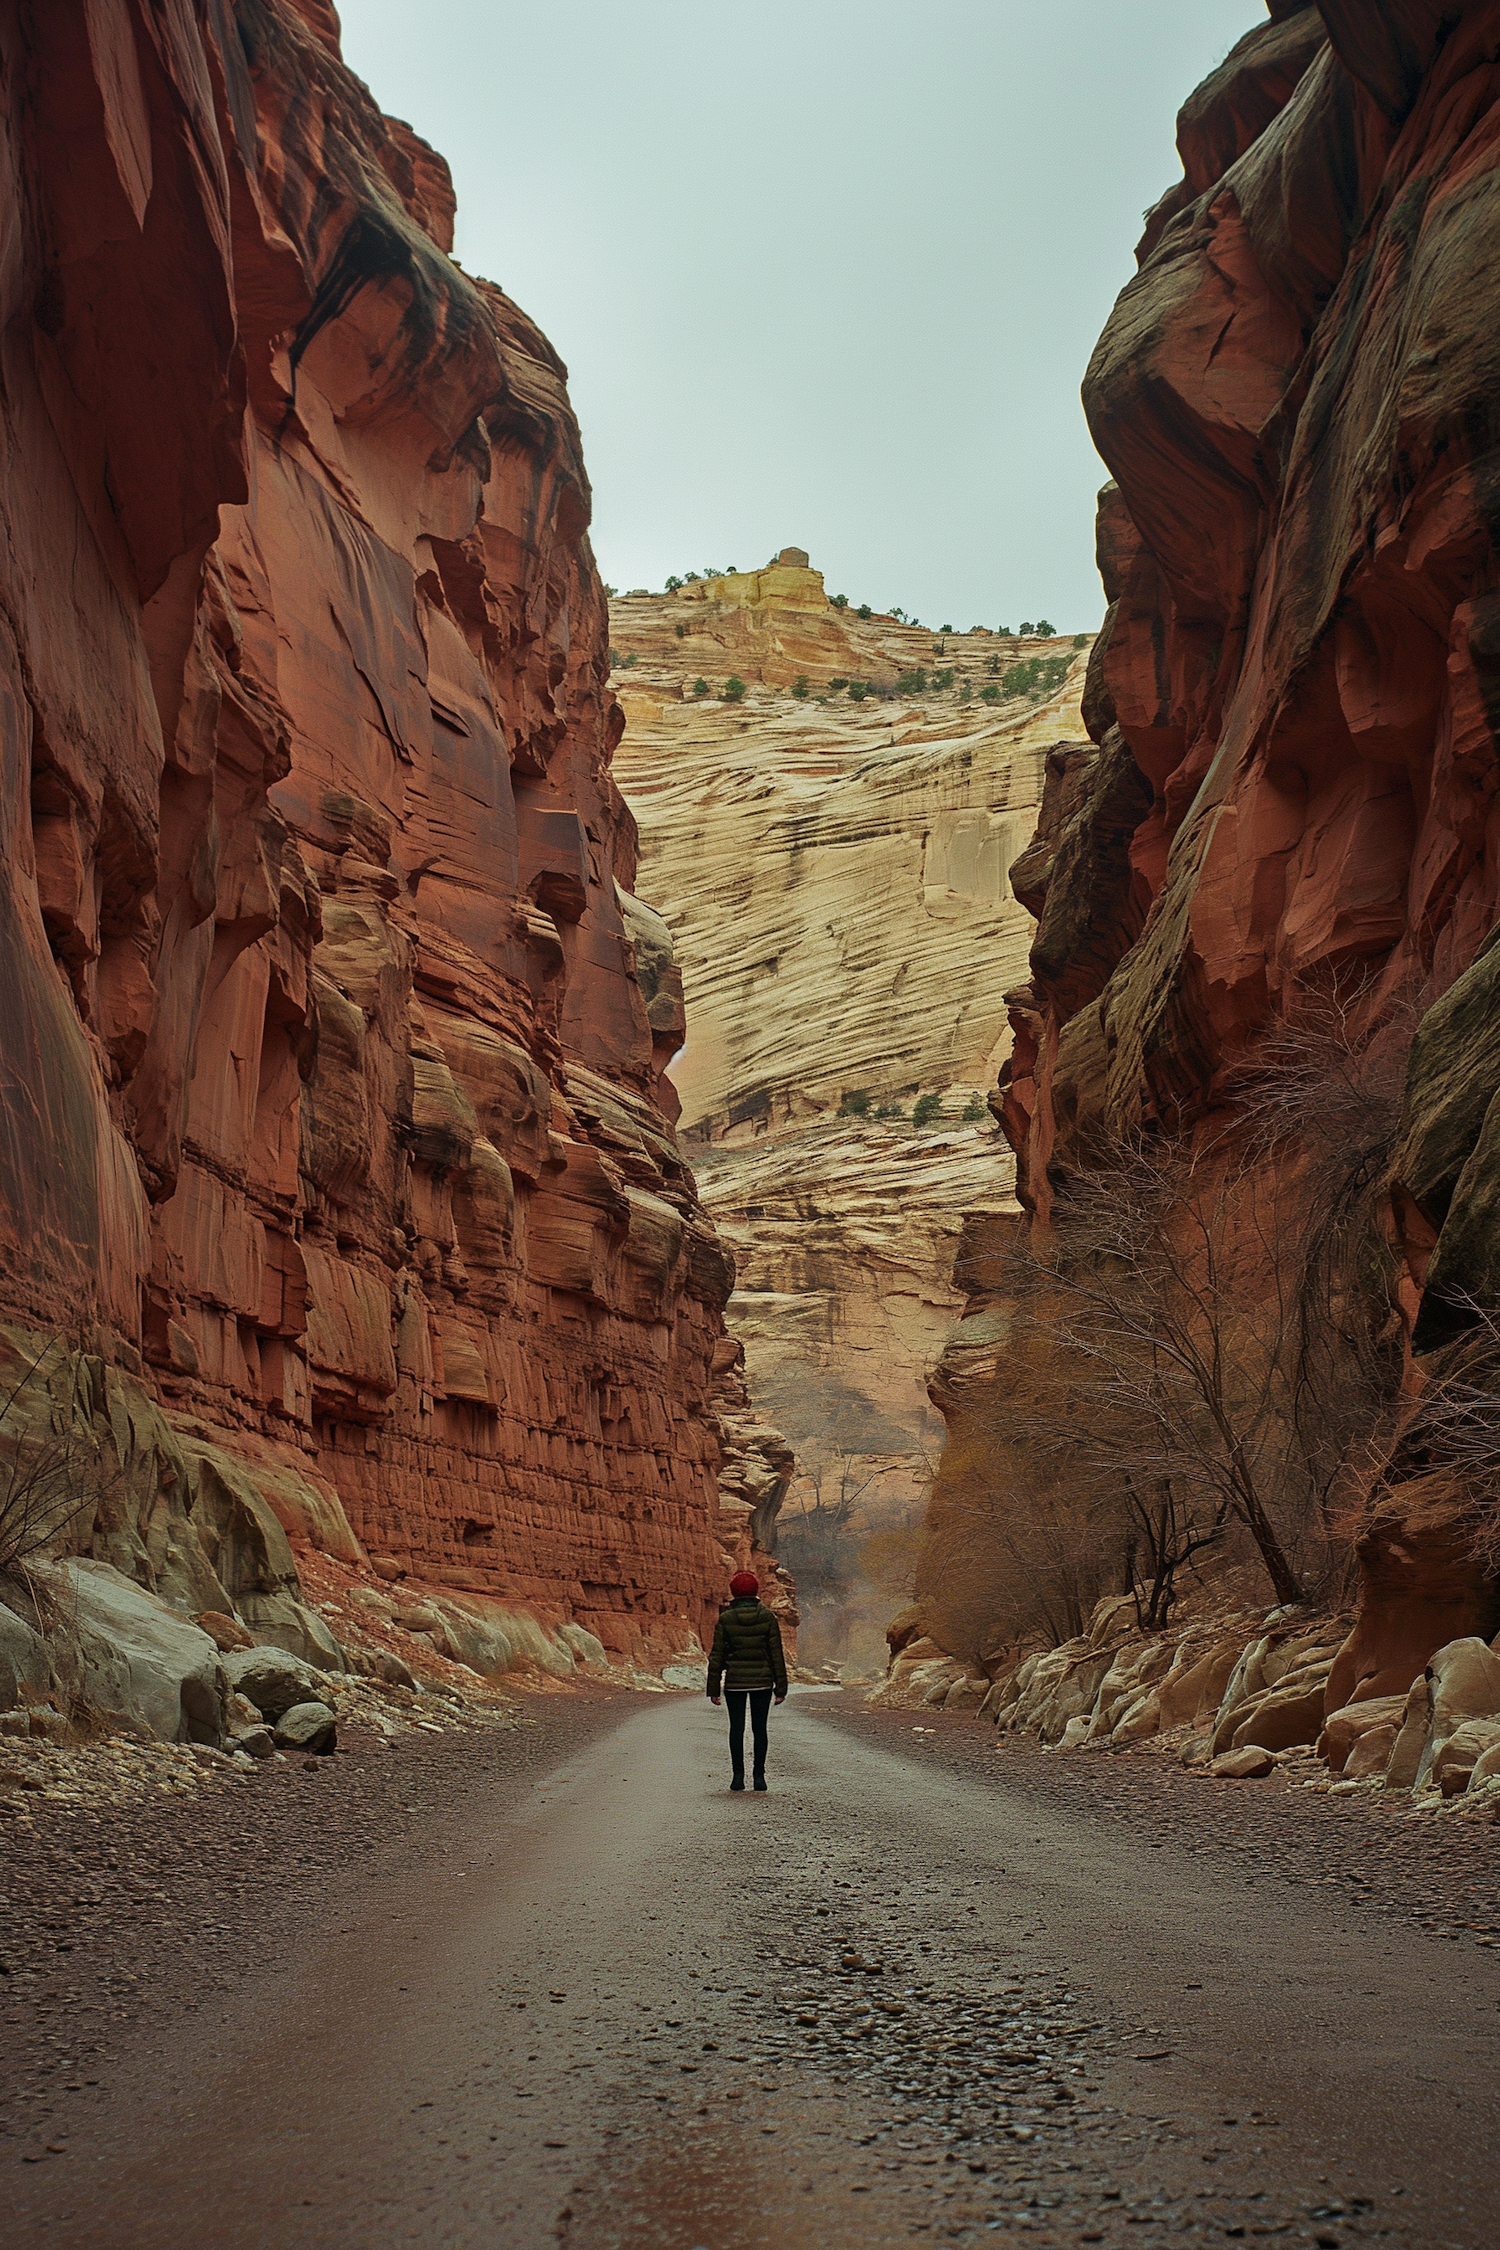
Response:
[5,1688,1498,2249]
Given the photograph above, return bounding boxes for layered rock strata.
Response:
[925,1,1500,1726]
[0,0,765,1691]
[611,577,1089,1661]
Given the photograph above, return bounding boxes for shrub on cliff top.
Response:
[831,593,849,609]
[1002,654,1071,702]
[1035,618,1055,637]
[724,675,747,702]
[1074,632,1089,648]
[857,603,872,620]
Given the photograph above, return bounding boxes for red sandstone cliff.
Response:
[0,0,776,1671]
[990,2,1500,1689]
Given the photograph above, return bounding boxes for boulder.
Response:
[1211,1636,1270,1746]
[224,1645,332,1722]
[0,1601,56,1712]
[1469,1740,1500,1790]
[197,1611,254,1653]
[272,1701,337,1753]
[558,1621,610,1672]
[1087,1640,1173,1741]
[1154,1638,1242,1731]
[235,1592,346,1672]
[1403,1636,1500,1791]
[54,1559,229,1745]
[1209,1745,1276,1779]
[1317,1694,1407,1776]
[235,1724,275,1759]
[348,1647,417,1689]
[662,1661,709,1690]
[1431,1718,1500,1798]
[1032,1647,1115,1740]
[983,1650,1042,1726]
[1426,1637,1500,1744]
[1384,1674,1434,1790]
[1232,1680,1328,1754]
[1344,1724,1399,1780]
[1111,1690,1165,1742]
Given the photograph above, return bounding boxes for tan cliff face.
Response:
[610,569,1090,1663]
[0,0,768,1678]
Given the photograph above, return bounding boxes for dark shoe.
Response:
[730,1777,745,1792]
[753,1776,768,1792]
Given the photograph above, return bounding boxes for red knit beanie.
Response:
[729,1570,760,1596]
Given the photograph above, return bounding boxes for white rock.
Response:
[46,1559,229,1745]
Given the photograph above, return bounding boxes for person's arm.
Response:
[768,1613,788,1699]
[707,1614,727,1701]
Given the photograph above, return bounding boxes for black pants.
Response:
[726,1689,772,1781]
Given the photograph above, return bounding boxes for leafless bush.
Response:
[776,1452,895,1605]
[0,1340,109,1584]
[915,1296,1122,1661]
[992,1008,1409,1620]
[1368,1300,1500,1574]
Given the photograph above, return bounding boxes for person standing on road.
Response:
[707,1571,787,1792]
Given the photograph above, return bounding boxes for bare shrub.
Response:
[778,1450,914,1670]
[0,1339,111,1584]
[1369,1301,1500,1575]
[916,1291,1121,1664]
[1008,1010,1409,1615]
[776,1452,892,1607]
[912,1007,1411,1658]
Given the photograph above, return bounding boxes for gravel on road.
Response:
[2,1688,1497,2250]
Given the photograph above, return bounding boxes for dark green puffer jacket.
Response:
[707,1598,788,1695]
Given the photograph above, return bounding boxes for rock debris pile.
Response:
[881,1589,1500,1815]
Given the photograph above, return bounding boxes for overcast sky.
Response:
[337,1,1263,632]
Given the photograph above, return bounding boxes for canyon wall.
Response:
[923,0,1500,1714]
[0,0,761,1680]
[610,577,1089,1664]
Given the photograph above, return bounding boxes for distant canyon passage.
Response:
[609,578,1091,1664]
